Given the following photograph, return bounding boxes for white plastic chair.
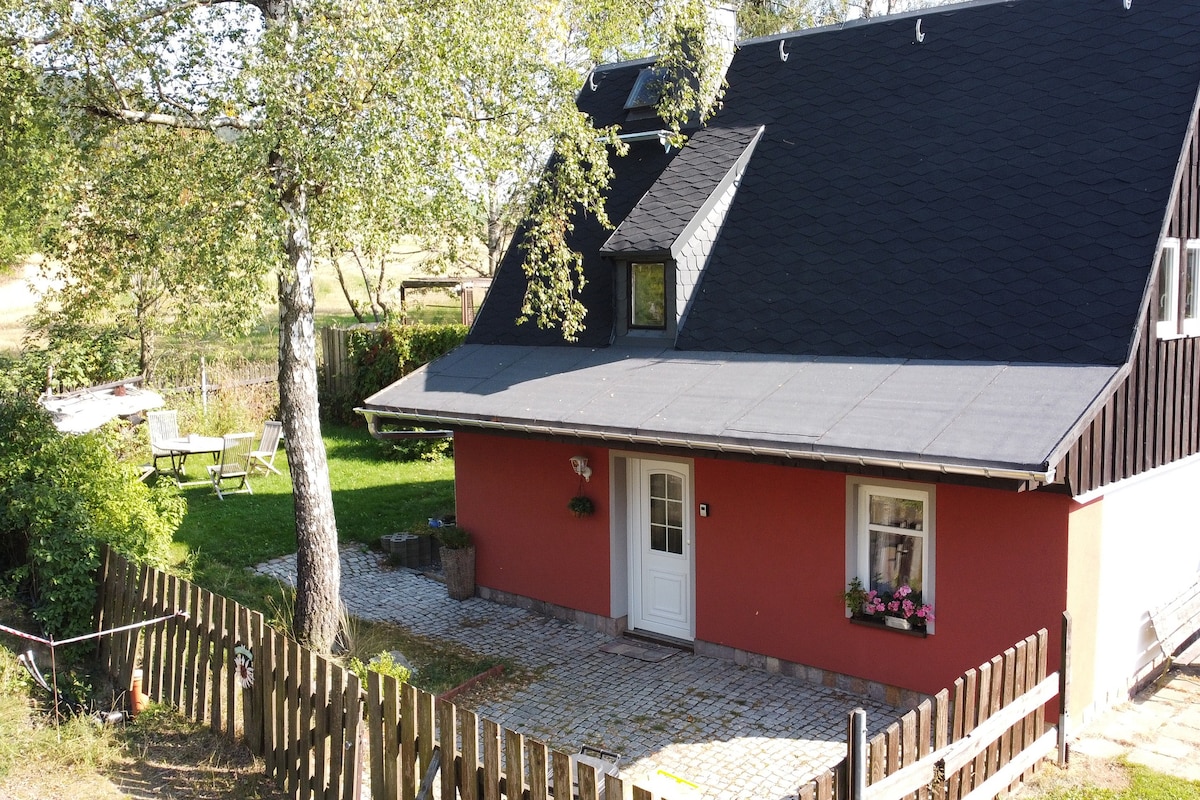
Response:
[251,420,284,475]
[207,433,255,499]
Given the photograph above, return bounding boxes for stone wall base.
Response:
[476,586,927,709]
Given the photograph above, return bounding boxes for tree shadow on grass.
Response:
[110,706,288,800]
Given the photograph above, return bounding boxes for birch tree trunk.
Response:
[266,0,341,652]
[277,181,341,652]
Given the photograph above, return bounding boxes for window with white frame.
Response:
[1185,241,1200,336]
[849,481,934,620]
[1158,239,1182,338]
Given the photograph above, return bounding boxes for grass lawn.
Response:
[172,422,454,572]
[165,422,501,696]
[1019,758,1200,799]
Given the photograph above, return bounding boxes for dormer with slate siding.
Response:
[602,125,764,342]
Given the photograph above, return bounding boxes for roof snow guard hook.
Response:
[915,18,925,43]
[1122,0,1131,8]
[779,40,789,61]
[588,69,598,91]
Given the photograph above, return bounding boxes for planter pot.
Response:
[884,616,912,631]
[440,545,476,601]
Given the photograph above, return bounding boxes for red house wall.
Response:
[454,433,612,616]
[455,431,1071,696]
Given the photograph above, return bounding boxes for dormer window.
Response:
[630,262,667,330]
[624,67,667,110]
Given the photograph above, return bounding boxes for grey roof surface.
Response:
[363,345,1117,476]
[377,0,1200,474]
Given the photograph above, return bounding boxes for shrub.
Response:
[321,322,467,423]
[346,651,412,686]
[0,395,184,637]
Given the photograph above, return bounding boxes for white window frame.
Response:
[1184,241,1200,337]
[1157,239,1181,339]
[847,479,935,632]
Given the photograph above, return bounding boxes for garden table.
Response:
[160,434,225,486]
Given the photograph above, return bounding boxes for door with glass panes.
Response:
[628,459,694,640]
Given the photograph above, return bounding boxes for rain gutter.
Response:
[358,408,1055,485]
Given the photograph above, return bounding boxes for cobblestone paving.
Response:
[255,545,900,800]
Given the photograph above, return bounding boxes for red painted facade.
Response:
[455,431,1071,696]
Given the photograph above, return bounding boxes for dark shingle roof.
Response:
[677,0,1200,364]
[474,0,1200,365]
[374,0,1200,474]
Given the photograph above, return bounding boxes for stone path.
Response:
[1071,668,1200,783]
[255,545,899,800]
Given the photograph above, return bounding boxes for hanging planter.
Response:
[568,495,596,518]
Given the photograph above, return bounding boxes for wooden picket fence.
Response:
[798,628,1063,800]
[95,546,1063,800]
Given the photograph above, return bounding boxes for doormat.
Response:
[599,640,678,663]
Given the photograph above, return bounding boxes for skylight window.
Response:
[624,67,668,110]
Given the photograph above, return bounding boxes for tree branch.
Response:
[82,104,254,133]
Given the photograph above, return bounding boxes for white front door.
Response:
[628,459,694,641]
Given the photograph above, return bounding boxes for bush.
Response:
[321,322,467,423]
[0,395,184,637]
[346,651,412,686]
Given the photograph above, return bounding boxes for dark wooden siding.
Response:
[1056,116,1200,495]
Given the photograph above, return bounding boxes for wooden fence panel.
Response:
[299,646,315,800]
[439,697,457,800]
[401,682,418,800]
[94,550,1062,800]
[343,671,363,800]
[483,718,502,800]
[505,727,524,800]
[461,709,480,800]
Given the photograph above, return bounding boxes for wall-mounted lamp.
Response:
[570,456,592,482]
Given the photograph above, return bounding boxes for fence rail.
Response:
[95,547,1063,800]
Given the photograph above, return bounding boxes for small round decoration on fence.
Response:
[234,643,255,688]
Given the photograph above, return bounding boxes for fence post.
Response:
[1058,611,1071,767]
[200,356,208,415]
[848,708,867,800]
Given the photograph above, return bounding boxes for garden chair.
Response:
[207,433,255,499]
[250,420,284,475]
[147,410,182,473]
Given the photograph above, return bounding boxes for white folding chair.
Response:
[207,433,255,499]
[251,420,284,475]
[147,410,182,473]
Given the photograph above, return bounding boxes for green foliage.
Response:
[737,0,832,39]
[33,123,274,380]
[0,396,183,637]
[322,323,467,423]
[0,55,81,269]
[17,317,136,394]
[346,651,412,686]
[568,495,595,516]
[376,434,453,463]
[436,526,471,550]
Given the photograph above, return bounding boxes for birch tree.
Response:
[2,0,726,651]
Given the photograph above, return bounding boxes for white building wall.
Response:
[1084,454,1200,717]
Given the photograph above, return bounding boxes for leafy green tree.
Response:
[32,124,273,380]
[0,54,78,269]
[0,395,184,638]
[2,0,727,651]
